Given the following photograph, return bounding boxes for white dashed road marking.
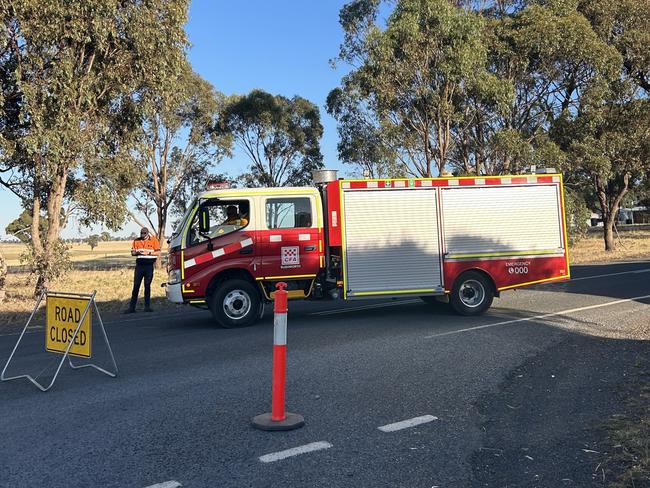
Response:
[424,294,650,339]
[259,441,333,463]
[143,481,182,488]
[378,415,439,433]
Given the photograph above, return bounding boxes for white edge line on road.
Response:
[566,268,650,282]
[310,299,420,316]
[259,441,333,463]
[424,294,650,339]
[143,481,182,488]
[378,415,439,433]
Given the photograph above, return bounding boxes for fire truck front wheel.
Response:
[209,279,261,328]
[450,271,494,316]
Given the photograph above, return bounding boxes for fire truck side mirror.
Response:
[198,207,210,235]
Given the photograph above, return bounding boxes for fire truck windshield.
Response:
[187,199,250,246]
[171,199,197,239]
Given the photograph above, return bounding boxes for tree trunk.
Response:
[0,251,7,303]
[594,173,629,253]
[155,208,166,270]
[33,167,69,296]
[34,273,47,297]
[31,175,46,296]
[603,216,616,251]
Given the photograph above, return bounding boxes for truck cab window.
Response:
[187,200,250,246]
[266,197,312,229]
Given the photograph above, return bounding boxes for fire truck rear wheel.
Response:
[450,271,494,316]
[209,279,260,328]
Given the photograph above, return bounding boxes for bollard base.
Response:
[252,412,305,431]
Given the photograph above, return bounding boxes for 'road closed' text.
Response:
[45,296,92,358]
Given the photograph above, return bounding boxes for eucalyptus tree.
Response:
[132,69,230,247]
[215,89,323,187]
[0,0,189,293]
[326,87,401,178]
[558,0,650,250]
[565,96,650,250]
[329,0,506,177]
[450,0,620,176]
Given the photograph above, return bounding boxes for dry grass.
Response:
[0,268,176,330]
[1,240,143,268]
[570,230,650,264]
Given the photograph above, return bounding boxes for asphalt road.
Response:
[0,260,649,488]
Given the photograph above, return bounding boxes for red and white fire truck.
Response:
[165,170,570,327]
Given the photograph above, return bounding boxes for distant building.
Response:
[589,207,649,226]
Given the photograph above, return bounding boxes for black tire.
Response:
[209,279,261,328]
[450,271,494,316]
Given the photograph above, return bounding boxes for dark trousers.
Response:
[129,263,154,310]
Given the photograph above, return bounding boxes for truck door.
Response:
[182,198,258,296]
[260,195,322,279]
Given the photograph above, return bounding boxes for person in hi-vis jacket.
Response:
[125,227,161,313]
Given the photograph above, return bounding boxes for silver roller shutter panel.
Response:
[343,189,442,296]
[441,185,563,256]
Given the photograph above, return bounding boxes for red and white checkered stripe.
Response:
[267,233,314,242]
[341,175,560,190]
[184,237,253,269]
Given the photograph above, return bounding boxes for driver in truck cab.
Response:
[223,205,248,227]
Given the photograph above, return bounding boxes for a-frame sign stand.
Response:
[1,289,118,392]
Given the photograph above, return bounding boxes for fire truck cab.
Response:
[166,186,325,327]
[166,171,570,327]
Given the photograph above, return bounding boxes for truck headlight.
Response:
[168,269,182,285]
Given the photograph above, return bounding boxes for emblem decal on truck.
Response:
[281,246,300,267]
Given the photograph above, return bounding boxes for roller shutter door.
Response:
[343,189,442,296]
[441,185,563,257]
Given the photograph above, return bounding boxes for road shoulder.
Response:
[470,333,650,487]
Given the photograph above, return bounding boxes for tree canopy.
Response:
[330,0,508,177]
[215,89,323,187]
[330,0,650,250]
[132,67,230,244]
[0,0,190,291]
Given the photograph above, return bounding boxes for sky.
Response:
[0,0,352,240]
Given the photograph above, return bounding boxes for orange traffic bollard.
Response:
[252,282,305,431]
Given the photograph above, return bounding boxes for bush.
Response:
[564,188,590,246]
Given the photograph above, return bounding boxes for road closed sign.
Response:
[46,296,92,358]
